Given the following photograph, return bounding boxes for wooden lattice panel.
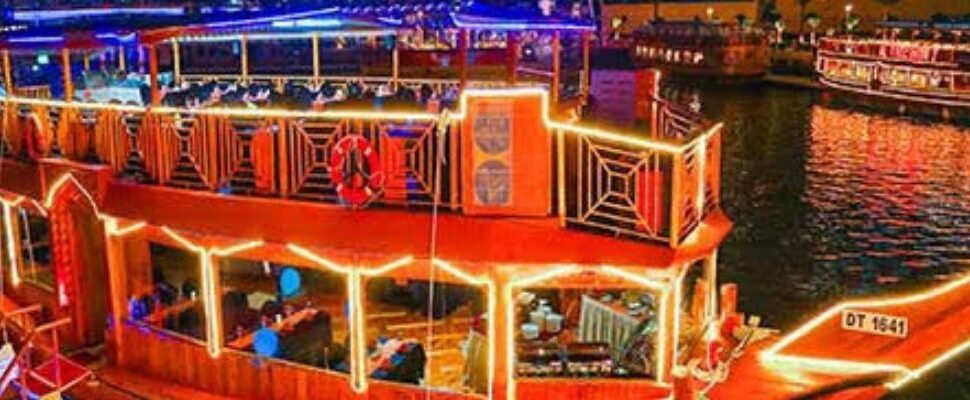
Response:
[573,135,665,239]
[286,119,343,201]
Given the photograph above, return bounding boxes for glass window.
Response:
[364,277,488,394]
[513,286,660,380]
[220,257,351,373]
[19,209,53,291]
[127,243,206,340]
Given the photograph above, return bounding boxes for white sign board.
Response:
[841,310,908,338]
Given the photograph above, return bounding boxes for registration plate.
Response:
[841,310,908,338]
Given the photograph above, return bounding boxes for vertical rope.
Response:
[424,111,449,398]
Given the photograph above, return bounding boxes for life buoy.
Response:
[329,135,384,207]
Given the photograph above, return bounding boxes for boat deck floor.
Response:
[711,275,970,399]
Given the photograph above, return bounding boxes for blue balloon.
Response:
[279,267,301,298]
[253,327,279,357]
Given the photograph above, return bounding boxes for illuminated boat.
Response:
[1,4,969,400]
[815,22,970,120]
[0,4,734,400]
[626,21,770,80]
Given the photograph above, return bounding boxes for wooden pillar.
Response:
[147,45,160,106]
[458,29,469,89]
[61,48,73,101]
[103,220,129,365]
[205,251,224,357]
[556,128,566,226]
[669,152,683,247]
[581,31,591,101]
[705,251,719,322]
[312,33,321,80]
[391,45,399,90]
[349,270,367,393]
[118,46,126,71]
[2,50,13,95]
[3,203,23,287]
[551,31,561,110]
[506,31,520,85]
[659,282,677,383]
[172,39,181,84]
[240,35,249,82]
[494,277,511,400]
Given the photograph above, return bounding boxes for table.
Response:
[144,299,199,325]
[227,308,318,349]
[577,295,645,358]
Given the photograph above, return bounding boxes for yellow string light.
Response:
[0,86,718,155]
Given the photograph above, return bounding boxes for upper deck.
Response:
[0,6,727,267]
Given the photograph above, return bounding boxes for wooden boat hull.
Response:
[819,77,970,124]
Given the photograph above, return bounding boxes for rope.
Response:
[424,110,449,399]
[0,85,7,311]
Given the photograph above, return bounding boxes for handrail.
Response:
[0,85,722,246]
[0,330,35,394]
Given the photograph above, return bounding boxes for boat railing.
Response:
[0,90,721,247]
[817,54,970,99]
[817,37,970,67]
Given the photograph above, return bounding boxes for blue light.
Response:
[252,327,280,357]
[9,36,64,44]
[279,267,301,298]
[271,18,343,29]
[13,7,184,22]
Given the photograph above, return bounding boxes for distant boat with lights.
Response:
[816,21,970,121]
[605,20,770,80]
[0,3,967,400]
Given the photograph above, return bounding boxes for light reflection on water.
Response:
[683,84,970,397]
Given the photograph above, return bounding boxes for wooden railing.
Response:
[559,111,720,245]
[0,91,721,247]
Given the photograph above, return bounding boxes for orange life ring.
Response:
[329,135,384,207]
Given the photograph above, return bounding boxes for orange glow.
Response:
[0,86,716,156]
[763,272,970,388]
[0,197,24,287]
[159,226,265,358]
[504,265,672,400]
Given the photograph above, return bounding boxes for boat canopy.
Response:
[0,1,595,50]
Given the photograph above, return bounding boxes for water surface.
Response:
[679,83,970,398]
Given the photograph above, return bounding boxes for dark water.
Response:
[679,84,970,399]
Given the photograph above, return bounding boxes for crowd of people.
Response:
[159,79,462,111]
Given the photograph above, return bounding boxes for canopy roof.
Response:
[0,1,595,50]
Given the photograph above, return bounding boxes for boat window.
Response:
[364,276,489,394]
[19,209,54,292]
[248,39,313,76]
[219,257,351,374]
[513,286,660,381]
[319,37,393,78]
[127,243,206,341]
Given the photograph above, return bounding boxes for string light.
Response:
[0,196,25,287]
[0,86,718,155]
[762,272,970,389]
